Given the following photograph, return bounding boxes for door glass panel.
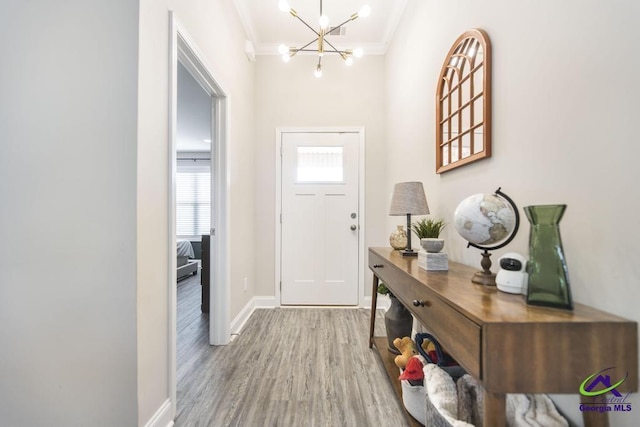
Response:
[296,146,344,182]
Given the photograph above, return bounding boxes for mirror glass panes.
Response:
[297,146,344,183]
[436,29,491,173]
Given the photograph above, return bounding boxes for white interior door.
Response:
[281,132,360,305]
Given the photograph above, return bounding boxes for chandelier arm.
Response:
[294,15,320,36]
[297,49,347,54]
[322,39,349,59]
[289,38,320,56]
[299,38,319,51]
[298,50,346,54]
[323,39,343,53]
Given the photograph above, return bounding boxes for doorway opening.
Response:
[169,13,230,417]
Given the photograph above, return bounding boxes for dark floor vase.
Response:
[524,205,573,310]
[385,294,413,354]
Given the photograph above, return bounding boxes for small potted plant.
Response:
[412,218,446,253]
[377,283,412,355]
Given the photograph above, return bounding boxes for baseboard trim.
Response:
[230,299,256,335]
[230,296,387,336]
[365,294,390,311]
[230,296,279,335]
[253,296,279,308]
[144,398,174,427]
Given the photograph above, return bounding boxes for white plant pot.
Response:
[420,238,445,253]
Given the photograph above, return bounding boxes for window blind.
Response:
[176,162,210,237]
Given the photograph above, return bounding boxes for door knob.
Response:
[350,224,357,230]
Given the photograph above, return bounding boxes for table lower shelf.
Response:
[372,336,423,427]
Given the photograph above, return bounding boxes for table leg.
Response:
[580,394,610,427]
[483,392,506,427]
[369,274,379,348]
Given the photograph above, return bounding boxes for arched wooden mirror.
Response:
[436,29,491,173]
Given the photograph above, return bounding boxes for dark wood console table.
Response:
[368,247,637,427]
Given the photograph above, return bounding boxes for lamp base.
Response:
[401,249,418,257]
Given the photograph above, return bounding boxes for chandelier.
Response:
[277,0,371,77]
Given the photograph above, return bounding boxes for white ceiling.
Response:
[176,1,407,152]
[177,62,212,152]
[234,0,407,55]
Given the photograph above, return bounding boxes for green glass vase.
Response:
[524,205,573,310]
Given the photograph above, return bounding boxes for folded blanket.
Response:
[506,394,569,427]
[456,374,484,426]
[424,364,474,427]
[456,374,568,427]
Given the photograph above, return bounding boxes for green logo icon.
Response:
[580,367,627,397]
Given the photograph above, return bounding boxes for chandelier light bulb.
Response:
[278,0,290,12]
[353,47,364,58]
[278,44,289,55]
[345,57,353,66]
[314,64,322,78]
[282,53,291,63]
[358,5,371,18]
[319,15,330,30]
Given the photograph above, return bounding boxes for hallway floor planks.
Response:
[176,275,407,426]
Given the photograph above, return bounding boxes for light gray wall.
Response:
[0,1,139,426]
[386,1,640,425]
[253,55,388,299]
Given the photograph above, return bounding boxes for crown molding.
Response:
[233,0,258,47]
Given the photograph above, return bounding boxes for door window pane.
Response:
[296,146,344,182]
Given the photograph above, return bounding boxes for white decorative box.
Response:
[418,250,448,271]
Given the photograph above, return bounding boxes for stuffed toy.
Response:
[399,356,424,386]
[421,336,458,367]
[393,336,418,370]
[421,338,437,363]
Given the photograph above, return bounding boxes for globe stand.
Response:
[471,250,496,286]
[458,188,520,288]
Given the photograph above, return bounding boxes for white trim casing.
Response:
[275,127,366,308]
[171,13,231,344]
[167,12,179,421]
[165,10,231,426]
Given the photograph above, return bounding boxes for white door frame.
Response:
[275,127,366,307]
[168,11,231,414]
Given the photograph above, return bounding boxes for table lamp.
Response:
[389,182,430,256]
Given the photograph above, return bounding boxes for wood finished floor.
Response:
[176,273,408,426]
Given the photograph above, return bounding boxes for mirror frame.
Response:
[436,29,492,173]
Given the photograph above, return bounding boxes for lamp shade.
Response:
[389,182,430,216]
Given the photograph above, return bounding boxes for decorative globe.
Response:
[453,193,517,247]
